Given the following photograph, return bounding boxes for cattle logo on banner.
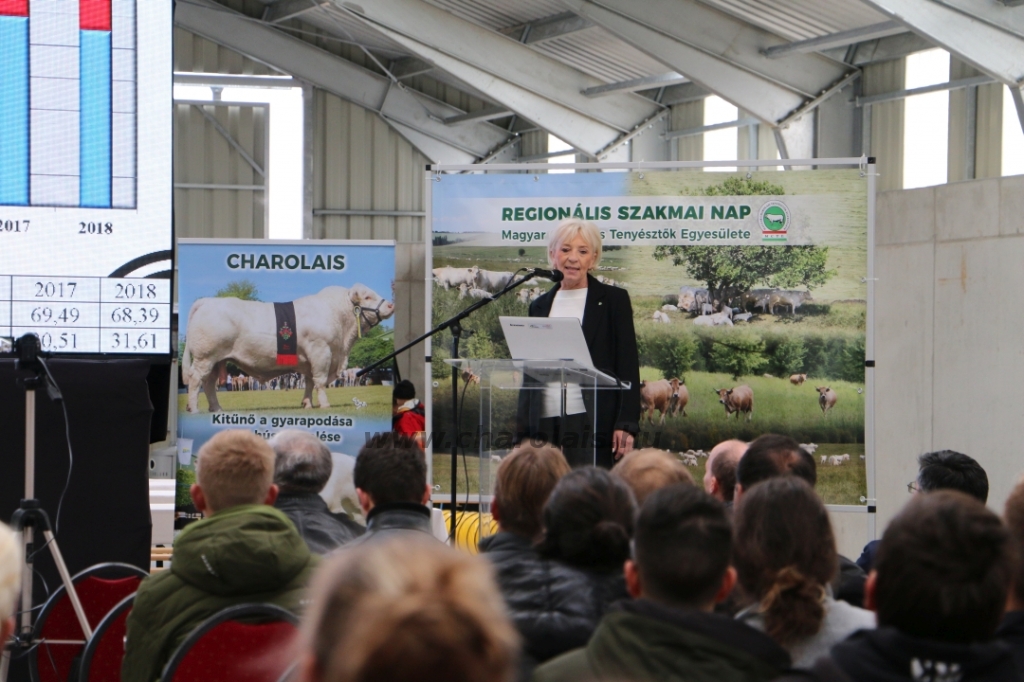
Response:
[430,170,869,507]
[176,239,396,528]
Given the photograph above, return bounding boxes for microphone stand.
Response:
[358,270,550,538]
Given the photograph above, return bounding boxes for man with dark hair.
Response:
[857,450,989,572]
[704,439,746,504]
[917,450,989,501]
[734,433,865,608]
[348,433,434,545]
[997,476,1024,671]
[777,491,1018,682]
[734,434,815,502]
[270,429,363,554]
[532,485,791,682]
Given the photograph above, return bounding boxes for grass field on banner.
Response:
[431,439,866,505]
[177,385,392,419]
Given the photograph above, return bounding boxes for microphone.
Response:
[530,268,564,282]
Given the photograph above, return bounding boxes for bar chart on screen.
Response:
[0,0,136,209]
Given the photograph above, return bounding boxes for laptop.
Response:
[498,316,623,386]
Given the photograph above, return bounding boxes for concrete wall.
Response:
[873,173,1024,538]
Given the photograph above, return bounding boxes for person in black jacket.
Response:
[271,429,363,554]
[775,491,1019,682]
[520,219,641,469]
[534,467,635,625]
[479,443,598,677]
[533,485,790,682]
[346,433,435,546]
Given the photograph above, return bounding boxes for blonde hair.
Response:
[301,538,519,682]
[196,430,275,513]
[546,219,602,270]
[0,523,21,621]
[611,448,694,505]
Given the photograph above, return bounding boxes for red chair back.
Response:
[162,605,299,682]
[78,593,136,682]
[31,563,147,682]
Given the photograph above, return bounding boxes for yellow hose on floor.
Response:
[441,510,499,553]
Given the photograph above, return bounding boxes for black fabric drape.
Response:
[0,359,152,681]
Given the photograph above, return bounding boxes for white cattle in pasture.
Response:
[476,269,515,292]
[181,284,394,412]
[693,312,733,327]
[433,265,479,290]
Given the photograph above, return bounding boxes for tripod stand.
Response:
[0,336,92,682]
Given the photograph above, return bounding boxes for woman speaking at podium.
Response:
[521,219,641,468]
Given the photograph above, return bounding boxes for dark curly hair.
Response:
[535,467,637,572]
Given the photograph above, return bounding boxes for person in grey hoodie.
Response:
[733,477,875,668]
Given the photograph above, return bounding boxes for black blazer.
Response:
[526,274,641,437]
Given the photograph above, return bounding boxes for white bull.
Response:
[181,284,394,412]
[433,265,479,290]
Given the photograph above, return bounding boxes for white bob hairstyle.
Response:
[0,523,21,622]
[546,218,603,270]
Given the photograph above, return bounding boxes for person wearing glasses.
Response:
[857,450,989,572]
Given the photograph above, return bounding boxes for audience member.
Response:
[392,380,425,446]
[298,537,519,682]
[479,444,597,676]
[611,447,693,505]
[734,434,816,502]
[271,429,364,554]
[123,430,316,682]
[534,468,635,628]
[998,476,1024,671]
[777,491,1018,682]
[0,523,22,647]
[856,450,989,572]
[533,485,791,682]
[734,477,874,668]
[704,439,746,505]
[736,434,866,607]
[349,433,434,545]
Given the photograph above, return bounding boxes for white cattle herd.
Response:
[182,284,394,413]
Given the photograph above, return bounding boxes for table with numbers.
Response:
[0,275,171,354]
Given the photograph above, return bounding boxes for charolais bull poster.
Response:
[430,169,869,506]
[176,239,396,528]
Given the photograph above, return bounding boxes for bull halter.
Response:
[353,299,387,338]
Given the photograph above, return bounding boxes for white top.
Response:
[541,288,588,418]
[737,594,876,669]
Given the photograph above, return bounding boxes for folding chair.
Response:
[160,604,299,682]
[76,593,135,682]
[29,563,147,682]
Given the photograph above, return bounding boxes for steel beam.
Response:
[389,56,434,80]
[174,0,511,163]
[330,0,660,138]
[663,117,759,140]
[860,0,1024,86]
[499,12,594,44]
[174,73,295,88]
[444,107,513,124]
[856,74,996,106]
[563,0,854,138]
[1011,86,1024,138]
[762,21,905,58]
[582,73,688,97]
[656,82,711,105]
[262,0,330,24]
[191,104,266,177]
[929,0,1024,40]
[824,31,933,66]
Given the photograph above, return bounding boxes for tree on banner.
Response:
[653,178,834,304]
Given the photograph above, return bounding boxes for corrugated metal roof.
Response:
[532,28,673,83]
[302,5,412,57]
[698,0,892,41]
[423,0,570,30]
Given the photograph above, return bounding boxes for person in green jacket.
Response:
[122,430,317,682]
[532,484,791,682]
